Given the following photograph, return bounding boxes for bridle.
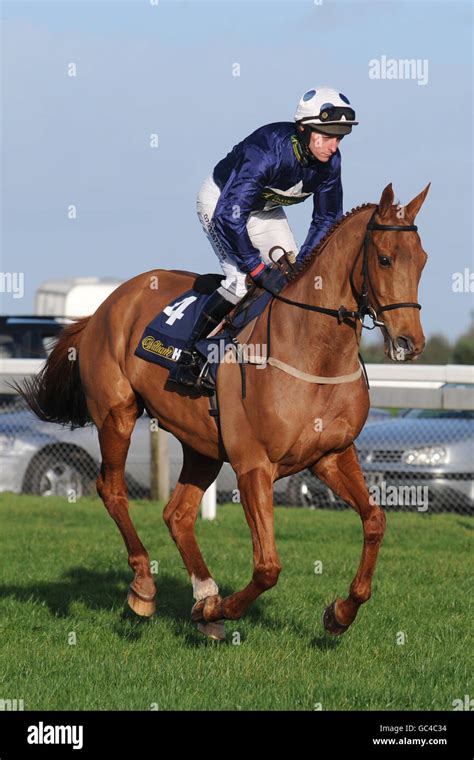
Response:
[270,208,421,329]
[349,208,421,329]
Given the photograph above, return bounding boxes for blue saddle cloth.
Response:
[134,285,272,385]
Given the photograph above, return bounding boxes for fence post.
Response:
[150,427,169,502]
[201,480,217,520]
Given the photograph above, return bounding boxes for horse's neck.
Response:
[270,207,374,376]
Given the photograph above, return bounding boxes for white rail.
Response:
[1,361,473,410]
[365,364,474,410]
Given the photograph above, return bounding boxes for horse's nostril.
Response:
[396,336,413,352]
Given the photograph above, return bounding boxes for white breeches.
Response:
[196,174,298,304]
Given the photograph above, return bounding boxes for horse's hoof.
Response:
[197,620,226,641]
[323,599,350,636]
[191,594,222,623]
[127,587,156,618]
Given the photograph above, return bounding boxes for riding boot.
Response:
[168,289,235,389]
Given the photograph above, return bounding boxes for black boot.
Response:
[168,290,235,390]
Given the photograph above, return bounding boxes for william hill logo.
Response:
[141,335,182,362]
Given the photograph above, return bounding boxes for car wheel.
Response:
[24,449,96,498]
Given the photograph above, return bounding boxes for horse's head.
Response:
[368,182,430,361]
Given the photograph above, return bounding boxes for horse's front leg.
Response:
[191,464,281,624]
[312,444,386,635]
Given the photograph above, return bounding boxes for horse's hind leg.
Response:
[96,396,157,617]
[163,444,224,639]
[312,444,386,635]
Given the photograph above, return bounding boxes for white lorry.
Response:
[35,276,123,319]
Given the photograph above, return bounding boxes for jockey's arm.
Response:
[211,145,274,275]
[298,153,344,262]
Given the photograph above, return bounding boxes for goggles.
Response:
[301,104,356,124]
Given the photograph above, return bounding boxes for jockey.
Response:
[169,85,358,389]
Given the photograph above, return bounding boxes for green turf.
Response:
[0,493,472,711]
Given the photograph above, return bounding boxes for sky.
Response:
[1,0,473,341]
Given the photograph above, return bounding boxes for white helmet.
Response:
[294,86,358,136]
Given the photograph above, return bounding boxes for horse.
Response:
[17,181,429,641]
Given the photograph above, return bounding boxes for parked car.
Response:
[0,408,150,499]
[0,315,64,360]
[285,409,474,515]
[0,315,67,405]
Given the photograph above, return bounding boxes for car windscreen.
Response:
[403,409,474,420]
[0,325,62,358]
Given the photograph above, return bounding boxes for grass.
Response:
[0,493,472,711]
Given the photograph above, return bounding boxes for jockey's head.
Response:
[294,86,358,164]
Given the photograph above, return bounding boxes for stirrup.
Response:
[195,360,215,393]
[178,348,197,366]
[168,359,214,395]
[168,362,199,387]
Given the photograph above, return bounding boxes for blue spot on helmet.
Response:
[339,93,350,104]
[302,89,316,102]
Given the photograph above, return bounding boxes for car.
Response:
[285,409,474,515]
[0,315,67,404]
[0,408,150,499]
[0,315,64,359]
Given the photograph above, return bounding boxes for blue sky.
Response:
[1,0,473,341]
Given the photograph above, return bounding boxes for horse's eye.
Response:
[378,256,392,268]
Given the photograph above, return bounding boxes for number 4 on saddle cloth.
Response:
[134,274,273,395]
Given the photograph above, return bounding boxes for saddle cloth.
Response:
[134,274,272,384]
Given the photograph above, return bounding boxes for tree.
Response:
[360,337,386,363]
[453,328,474,364]
[452,311,474,364]
[418,334,453,364]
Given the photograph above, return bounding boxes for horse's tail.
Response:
[12,317,91,429]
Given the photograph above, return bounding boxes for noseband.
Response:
[349,209,421,329]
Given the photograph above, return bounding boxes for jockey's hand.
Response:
[249,263,287,295]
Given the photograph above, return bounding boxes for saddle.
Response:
[134,274,271,389]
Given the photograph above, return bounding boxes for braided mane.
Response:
[287,202,377,283]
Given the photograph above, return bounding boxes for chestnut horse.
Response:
[18,182,429,640]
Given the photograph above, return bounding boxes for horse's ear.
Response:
[404,182,431,221]
[378,183,394,217]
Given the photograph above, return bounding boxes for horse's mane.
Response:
[287,202,377,283]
